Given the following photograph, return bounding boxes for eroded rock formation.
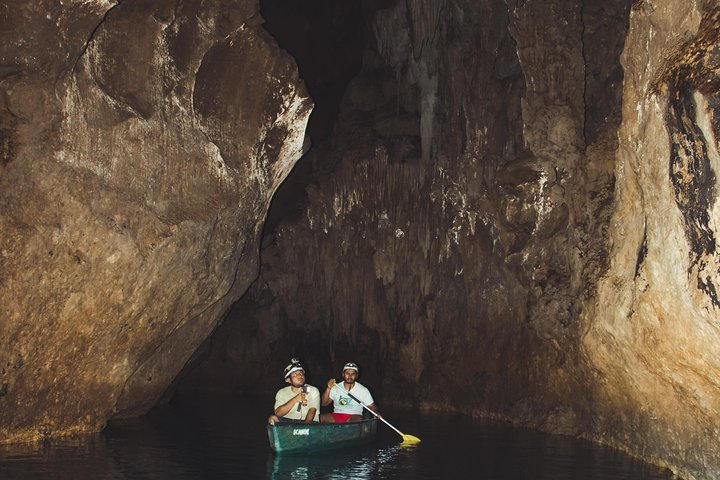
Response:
[183,1,720,479]
[0,0,311,442]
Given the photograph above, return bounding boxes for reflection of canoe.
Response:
[267,419,377,453]
[267,443,399,480]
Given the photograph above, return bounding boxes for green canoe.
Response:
[267,418,377,453]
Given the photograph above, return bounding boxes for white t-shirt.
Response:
[274,384,321,421]
[329,382,374,415]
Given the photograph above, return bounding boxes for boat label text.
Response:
[292,428,309,436]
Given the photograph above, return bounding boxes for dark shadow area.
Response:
[582,0,632,144]
[259,0,366,234]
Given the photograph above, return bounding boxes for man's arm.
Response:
[274,391,303,417]
[304,407,317,423]
[321,379,336,407]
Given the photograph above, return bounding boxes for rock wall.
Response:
[0,0,311,442]
[184,0,720,478]
[582,3,720,479]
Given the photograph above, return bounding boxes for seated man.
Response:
[268,358,320,425]
[320,362,381,423]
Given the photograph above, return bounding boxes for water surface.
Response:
[0,395,675,479]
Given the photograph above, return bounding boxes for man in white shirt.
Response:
[268,358,320,425]
[320,362,381,423]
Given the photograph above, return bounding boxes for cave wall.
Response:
[582,2,720,478]
[186,0,720,478]
[188,0,615,425]
[0,0,311,442]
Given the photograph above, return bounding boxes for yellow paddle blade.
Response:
[400,433,421,445]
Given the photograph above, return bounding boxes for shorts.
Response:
[330,413,358,422]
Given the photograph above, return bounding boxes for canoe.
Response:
[267,418,377,453]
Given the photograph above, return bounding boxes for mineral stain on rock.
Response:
[665,7,720,309]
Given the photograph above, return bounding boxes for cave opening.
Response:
[259,0,367,235]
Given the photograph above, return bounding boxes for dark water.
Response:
[0,395,675,480]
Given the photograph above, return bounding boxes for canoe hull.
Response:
[267,418,377,453]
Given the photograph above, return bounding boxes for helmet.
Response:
[342,362,358,373]
[283,358,304,379]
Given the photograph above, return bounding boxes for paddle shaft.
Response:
[331,383,405,437]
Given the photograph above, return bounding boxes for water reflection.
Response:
[268,445,406,480]
[0,396,675,480]
[0,435,123,479]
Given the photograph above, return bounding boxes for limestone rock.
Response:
[0,0,311,442]
[583,3,720,479]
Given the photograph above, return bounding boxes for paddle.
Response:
[332,383,421,445]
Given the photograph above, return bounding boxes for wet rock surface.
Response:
[0,0,311,442]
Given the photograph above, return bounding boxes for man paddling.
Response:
[268,358,320,425]
[320,362,381,423]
